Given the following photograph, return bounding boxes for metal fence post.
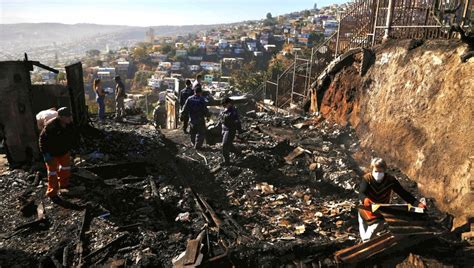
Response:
[275,75,280,107]
[383,0,395,41]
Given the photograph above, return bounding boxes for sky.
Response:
[1,0,347,26]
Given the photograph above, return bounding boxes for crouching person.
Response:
[358,157,426,242]
[220,97,242,165]
[39,107,75,199]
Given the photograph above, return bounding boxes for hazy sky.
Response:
[1,0,347,26]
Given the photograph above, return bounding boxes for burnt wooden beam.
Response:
[82,233,128,265]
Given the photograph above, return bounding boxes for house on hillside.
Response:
[200,61,221,72]
[115,61,130,78]
[176,50,188,58]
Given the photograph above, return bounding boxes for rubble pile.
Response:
[0,115,472,267]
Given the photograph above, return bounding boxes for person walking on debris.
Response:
[179,80,194,133]
[357,158,427,242]
[114,76,126,121]
[220,97,242,165]
[94,78,106,123]
[192,74,202,90]
[39,107,75,199]
[180,85,209,149]
[36,107,58,130]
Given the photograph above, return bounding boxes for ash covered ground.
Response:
[0,113,472,267]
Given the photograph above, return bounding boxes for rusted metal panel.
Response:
[0,61,40,166]
[335,233,400,263]
[66,62,88,126]
[335,204,446,263]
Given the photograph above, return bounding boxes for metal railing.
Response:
[257,0,473,111]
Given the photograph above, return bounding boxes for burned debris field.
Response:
[1,113,473,267]
[1,1,474,267]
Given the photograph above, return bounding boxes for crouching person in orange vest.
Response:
[358,157,426,242]
[39,107,75,199]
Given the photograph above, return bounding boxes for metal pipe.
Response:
[290,52,297,106]
[335,13,342,57]
[372,0,381,47]
[383,0,395,41]
[275,74,279,107]
[307,47,314,100]
[375,25,448,28]
[461,0,472,26]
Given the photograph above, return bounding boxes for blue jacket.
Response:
[181,95,209,125]
[220,106,241,132]
[179,86,194,107]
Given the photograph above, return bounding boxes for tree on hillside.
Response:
[188,45,200,56]
[230,61,267,92]
[86,49,100,57]
[267,54,293,80]
[264,12,276,26]
[309,32,325,46]
[132,46,150,63]
[304,10,311,17]
[160,44,174,55]
[132,71,154,90]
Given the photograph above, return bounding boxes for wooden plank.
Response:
[182,239,201,265]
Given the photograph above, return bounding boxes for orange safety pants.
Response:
[45,153,71,197]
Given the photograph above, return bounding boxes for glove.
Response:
[43,153,53,163]
[363,198,373,207]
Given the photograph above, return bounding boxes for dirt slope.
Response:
[320,39,474,226]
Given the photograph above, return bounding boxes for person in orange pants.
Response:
[39,107,75,198]
[44,153,71,197]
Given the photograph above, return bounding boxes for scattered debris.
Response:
[0,113,471,267]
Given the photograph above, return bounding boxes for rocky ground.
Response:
[0,112,472,267]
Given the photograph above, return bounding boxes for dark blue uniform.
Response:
[179,86,194,108]
[179,86,194,133]
[181,95,209,149]
[220,106,241,164]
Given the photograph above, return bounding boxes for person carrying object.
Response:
[357,157,427,242]
[36,107,58,130]
[39,107,76,199]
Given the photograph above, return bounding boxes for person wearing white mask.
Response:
[357,157,427,242]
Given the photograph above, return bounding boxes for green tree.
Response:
[264,12,276,26]
[309,32,325,46]
[56,72,66,82]
[304,10,311,17]
[86,49,100,57]
[132,46,150,63]
[188,45,199,56]
[132,71,154,90]
[160,44,174,55]
[230,61,266,92]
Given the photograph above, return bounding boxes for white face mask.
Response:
[372,171,385,182]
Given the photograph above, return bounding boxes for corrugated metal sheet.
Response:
[335,204,447,263]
